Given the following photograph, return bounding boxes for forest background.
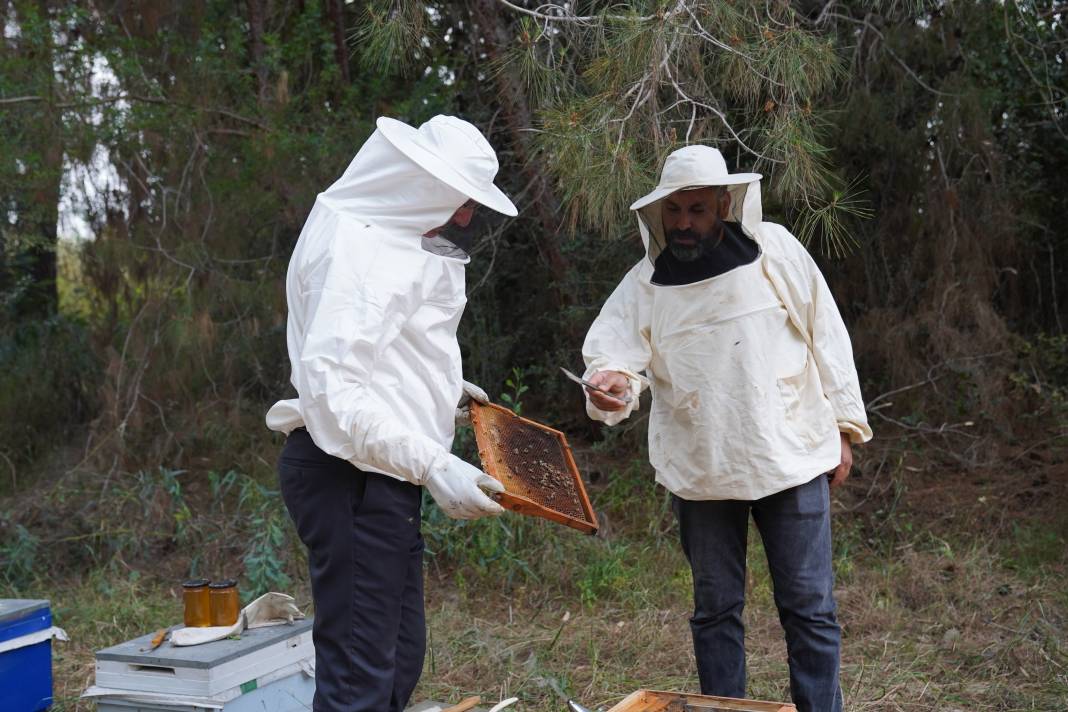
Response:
[1,1,1066,709]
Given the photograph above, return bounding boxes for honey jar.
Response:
[209,579,240,627]
[182,578,211,627]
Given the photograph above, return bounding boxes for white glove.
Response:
[425,455,505,519]
[455,379,490,427]
[243,592,305,629]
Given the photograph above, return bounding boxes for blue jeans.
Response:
[672,474,842,712]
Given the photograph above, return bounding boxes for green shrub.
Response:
[0,516,40,590]
[0,316,99,476]
[237,476,294,599]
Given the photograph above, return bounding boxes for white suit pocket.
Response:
[777,356,832,449]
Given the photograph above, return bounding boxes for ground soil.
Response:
[25,436,1068,710]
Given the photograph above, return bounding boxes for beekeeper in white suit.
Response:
[582,145,872,712]
[266,115,516,712]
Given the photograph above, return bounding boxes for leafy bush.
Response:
[237,476,294,599]
[0,516,40,590]
[0,316,99,475]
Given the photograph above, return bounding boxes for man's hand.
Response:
[829,433,853,488]
[586,370,631,411]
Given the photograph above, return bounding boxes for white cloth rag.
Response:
[170,592,304,646]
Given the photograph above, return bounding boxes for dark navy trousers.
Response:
[672,474,842,712]
[278,428,425,712]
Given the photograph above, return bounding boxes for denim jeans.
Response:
[672,474,842,712]
[278,428,425,712]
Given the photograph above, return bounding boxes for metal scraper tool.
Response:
[559,367,633,404]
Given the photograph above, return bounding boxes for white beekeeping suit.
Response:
[583,145,872,501]
[267,115,517,517]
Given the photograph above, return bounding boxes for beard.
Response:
[665,225,722,262]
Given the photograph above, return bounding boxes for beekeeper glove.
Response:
[425,455,505,519]
[243,592,305,629]
[455,379,490,427]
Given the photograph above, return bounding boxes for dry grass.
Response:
[31,442,1068,711]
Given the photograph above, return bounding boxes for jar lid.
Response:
[182,578,210,588]
[209,578,237,589]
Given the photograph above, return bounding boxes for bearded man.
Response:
[581,145,872,712]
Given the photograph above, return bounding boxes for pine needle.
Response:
[351,0,428,73]
[794,179,874,259]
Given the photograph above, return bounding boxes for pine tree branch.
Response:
[0,95,44,105]
[662,62,777,162]
[680,3,784,88]
[0,93,271,130]
[814,0,837,26]
[611,78,655,147]
[1003,4,1068,141]
[826,11,960,98]
[496,0,597,23]
[495,0,684,24]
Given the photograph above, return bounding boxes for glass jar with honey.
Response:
[182,579,211,627]
[209,579,240,627]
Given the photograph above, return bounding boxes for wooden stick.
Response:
[442,696,482,712]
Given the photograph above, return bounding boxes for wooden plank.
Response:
[607,690,795,712]
[607,689,658,711]
[442,696,482,712]
[560,429,599,531]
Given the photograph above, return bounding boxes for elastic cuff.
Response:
[586,397,638,426]
[838,421,872,444]
[580,364,645,425]
[420,450,453,486]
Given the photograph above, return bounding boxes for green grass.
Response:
[15,445,1068,710]
[45,571,180,711]
[1004,519,1068,579]
[413,504,1068,710]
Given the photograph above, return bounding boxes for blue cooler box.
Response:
[0,599,54,711]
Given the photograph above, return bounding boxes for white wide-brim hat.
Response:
[630,144,761,211]
[377,115,518,217]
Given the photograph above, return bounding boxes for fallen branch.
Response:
[0,92,270,131]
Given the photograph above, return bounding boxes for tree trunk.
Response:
[28,138,62,319]
[22,0,60,318]
[328,0,350,83]
[245,0,270,105]
[466,0,571,302]
[0,0,11,305]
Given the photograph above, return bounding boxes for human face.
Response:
[424,199,478,237]
[661,187,730,261]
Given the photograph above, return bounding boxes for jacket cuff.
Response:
[823,387,872,444]
[581,364,645,425]
[838,420,873,444]
[582,365,648,393]
[586,398,637,426]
